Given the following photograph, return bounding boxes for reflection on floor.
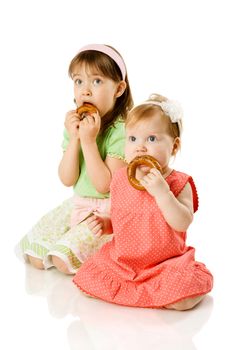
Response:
[23,263,214,350]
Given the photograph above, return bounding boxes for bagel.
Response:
[127,155,162,190]
[76,103,98,119]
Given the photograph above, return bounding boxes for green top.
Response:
[62,119,125,199]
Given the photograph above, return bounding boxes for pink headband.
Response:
[77,44,126,80]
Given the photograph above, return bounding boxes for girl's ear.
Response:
[115,81,127,98]
[172,137,181,156]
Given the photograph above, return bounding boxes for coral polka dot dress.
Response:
[73,168,213,308]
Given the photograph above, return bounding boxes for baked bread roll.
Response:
[127,155,162,190]
[76,103,98,119]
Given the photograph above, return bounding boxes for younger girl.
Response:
[73,93,213,310]
[16,44,133,274]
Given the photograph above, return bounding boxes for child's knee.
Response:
[51,255,73,275]
[164,295,205,311]
[27,255,44,270]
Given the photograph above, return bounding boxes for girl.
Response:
[73,93,213,310]
[16,44,133,274]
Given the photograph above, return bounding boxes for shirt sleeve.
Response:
[106,121,125,160]
[61,129,70,152]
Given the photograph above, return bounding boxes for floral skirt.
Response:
[15,197,113,274]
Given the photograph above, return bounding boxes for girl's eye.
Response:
[147,135,157,142]
[129,136,136,142]
[93,79,102,86]
[74,79,82,86]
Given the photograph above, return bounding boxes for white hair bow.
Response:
[148,94,183,123]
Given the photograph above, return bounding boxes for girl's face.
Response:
[71,63,125,117]
[125,113,179,173]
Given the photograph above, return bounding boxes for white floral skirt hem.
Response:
[16,196,112,273]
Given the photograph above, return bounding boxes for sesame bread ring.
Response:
[127,155,162,190]
[76,103,98,119]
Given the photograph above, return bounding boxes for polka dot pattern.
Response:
[73,169,213,308]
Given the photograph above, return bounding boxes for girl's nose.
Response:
[82,84,92,96]
[136,144,147,153]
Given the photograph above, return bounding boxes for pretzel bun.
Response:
[76,103,98,119]
[127,155,162,190]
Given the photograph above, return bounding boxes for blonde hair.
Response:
[126,93,182,139]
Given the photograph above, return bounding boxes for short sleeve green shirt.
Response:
[62,118,125,199]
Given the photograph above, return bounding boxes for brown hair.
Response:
[68,45,133,134]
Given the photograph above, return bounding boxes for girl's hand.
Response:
[64,110,81,140]
[140,168,170,198]
[79,112,101,145]
[85,214,113,238]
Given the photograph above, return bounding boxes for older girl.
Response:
[16,44,133,274]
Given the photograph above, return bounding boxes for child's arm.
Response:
[79,113,126,194]
[86,214,113,237]
[82,142,126,193]
[140,169,193,232]
[58,110,81,186]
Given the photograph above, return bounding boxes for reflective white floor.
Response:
[1,1,232,349]
[2,253,231,350]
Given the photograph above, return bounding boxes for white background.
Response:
[1,0,232,349]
